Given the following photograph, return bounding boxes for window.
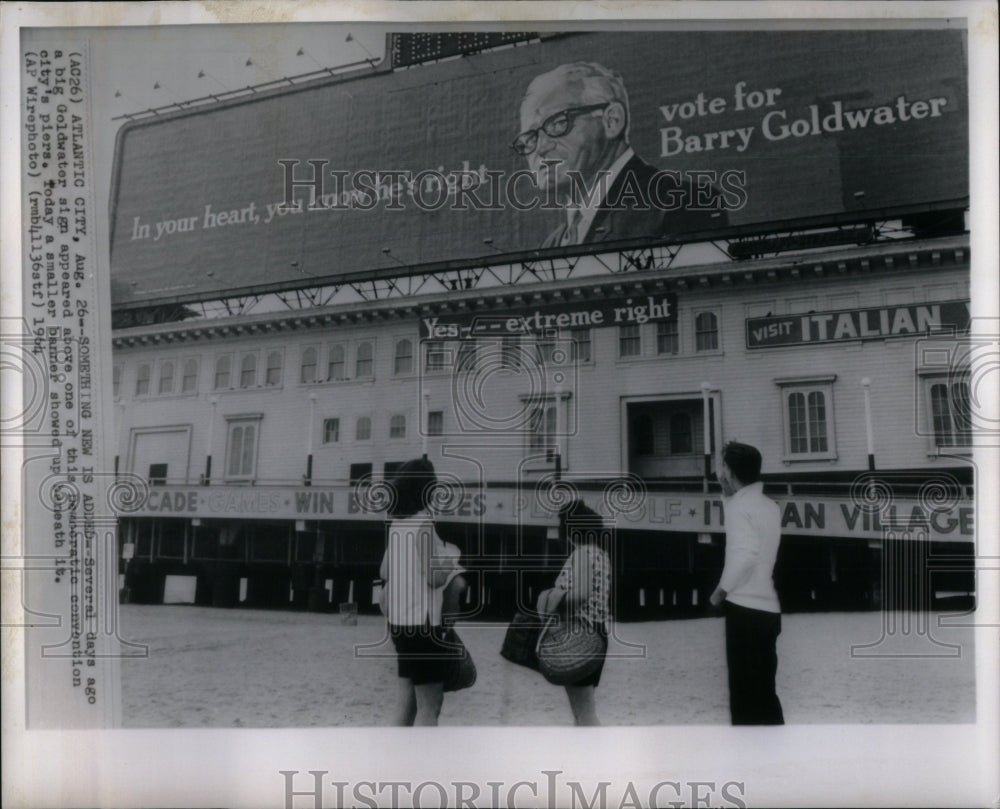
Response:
[501,335,521,369]
[394,339,413,375]
[191,527,221,560]
[300,347,317,384]
[157,521,186,558]
[265,352,282,386]
[250,527,287,562]
[657,320,679,355]
[356,341,374,379]
[777,376,837,460]
[182,359,199,393]
[570,327,591,363]
[535,337,557,368]
[669,412,693,454]
[158,361,174,395]
[522,393,571,464]
[788,391,827,453]
[695,311,719,352]
[239,354,257,388]
[135,363,151,396]
[619,324,641,358]
[929,377,972,449]
[633,413,654,456]
[427,410,444,436]
[225,416,262,479]
[389,414,406,439]
[113,365,122,398]
[457,339,479,370]
[384,461,406,478]
[322,418,340,444]
[529,403,558,455]
[356,416,372,441]
[327,344,346,381]
[148,463,168,486]
[349,462,373,485]
[214,356,231,390]
[425,340,447,371]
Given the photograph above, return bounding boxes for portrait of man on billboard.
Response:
[514,61,727,248]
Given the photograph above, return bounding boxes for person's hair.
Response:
[523,62,630,139]
[558,499,608,548]
[722,441,763,485]
[388,457,437,519]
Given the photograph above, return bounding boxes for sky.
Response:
[88,23,387,216]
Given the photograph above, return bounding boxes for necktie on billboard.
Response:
[562,210,583,246]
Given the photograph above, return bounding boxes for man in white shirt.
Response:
[513,62,727,248]
[710,441,785,725]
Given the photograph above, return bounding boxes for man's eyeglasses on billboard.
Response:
[511,103,611,156]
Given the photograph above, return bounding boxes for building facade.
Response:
[112,234,976,619]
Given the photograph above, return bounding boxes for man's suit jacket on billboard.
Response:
[541,155,728,248]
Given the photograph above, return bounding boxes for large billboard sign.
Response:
[110,29,968,307]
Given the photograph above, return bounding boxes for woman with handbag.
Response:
[379,457,468,725]
[535,500,612,726]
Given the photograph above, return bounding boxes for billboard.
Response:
[745,299,971,349]
[110,29,968,307]
[419,294,678,338]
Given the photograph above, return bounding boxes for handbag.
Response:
[442,628,477,692]
[536,615,605,686]
[499,610,544,672]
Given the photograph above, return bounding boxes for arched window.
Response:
[394,339,413,375]
[265,352,282,386]
[323,418,340,443]
[695,311,719,352]
[135,364,151,395]
[182,359,199,393]
[389,414,406,438]
[225,419,259,479]
[777,377,837,460]
[356,341,374,379]
[157,361,174,395]
[356,416,372,441]
[327,344,346,381]
[240,354,257,388]
[300,347,317,384]
[214,356,231,390]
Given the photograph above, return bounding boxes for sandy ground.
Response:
[119,606,975,727]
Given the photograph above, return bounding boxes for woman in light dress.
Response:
[379,457,466,726]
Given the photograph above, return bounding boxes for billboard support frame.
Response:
[111,202,967,322]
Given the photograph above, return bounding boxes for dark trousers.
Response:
[725,602,784,725]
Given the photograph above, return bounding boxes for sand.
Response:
[119,606,975,727]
